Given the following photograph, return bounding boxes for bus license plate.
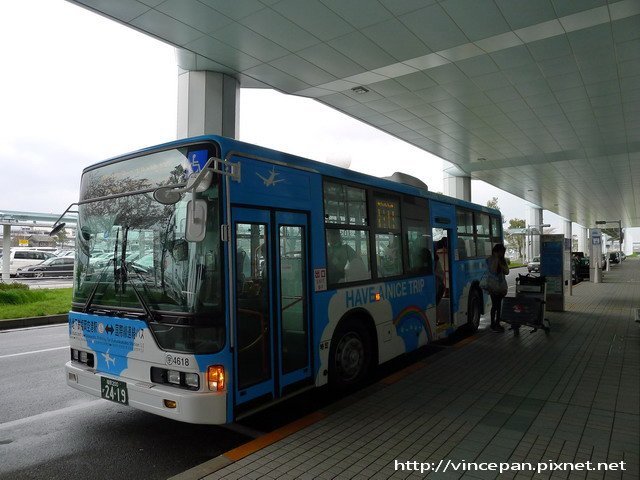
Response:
[101,377,128,405]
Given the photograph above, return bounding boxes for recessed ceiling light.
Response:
[351,86,369,94]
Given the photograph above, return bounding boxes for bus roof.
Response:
[85,134,501,217]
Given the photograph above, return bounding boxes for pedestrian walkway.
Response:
[181,258,640,480]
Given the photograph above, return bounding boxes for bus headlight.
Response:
[70,348,94,367]
[184,373,199,388]
[167,370,181,385]
[150,367,200,391]
[207,365,225,391]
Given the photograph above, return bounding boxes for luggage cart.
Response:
[501,274,550,334]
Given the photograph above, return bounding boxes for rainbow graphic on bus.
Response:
[393,305,432,351]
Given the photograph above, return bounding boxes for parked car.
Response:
[0,248,55,276]
[608,252,621,264]
[89,252,114,269]
[576,256,590,280]
[620,251,626,261]
[16,256,75,278]
[527,256,540,273]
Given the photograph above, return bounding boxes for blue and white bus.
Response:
[63,135,502,424]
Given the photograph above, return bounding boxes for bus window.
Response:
[406,223,433,275]
[490,216,502,244]
[375,232,402,277]
[476,213,492,257]
[456,209,476,259]
[323,182,367,226]
[326,228,371,284]
[323,180,371,285]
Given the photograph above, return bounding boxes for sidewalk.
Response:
[185,258,639,479]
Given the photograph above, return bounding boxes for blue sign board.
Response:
[541,240,562,276]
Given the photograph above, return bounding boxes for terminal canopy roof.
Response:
[69,0,640,227]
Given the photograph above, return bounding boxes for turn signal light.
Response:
[164,399,177,409]
[207,365,225,391]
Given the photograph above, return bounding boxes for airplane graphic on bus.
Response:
[256,167,285,187]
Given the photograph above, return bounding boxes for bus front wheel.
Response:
[329,319,372,389]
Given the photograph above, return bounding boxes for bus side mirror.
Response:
[49,222,66,236]
[185,198,207,242]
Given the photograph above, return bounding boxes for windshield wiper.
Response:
[118,225,156,321]
[84,228,120,313]
[113,227,120,294]
[120,226,129,293]
[120,260,156,321]
[83,257,116,313]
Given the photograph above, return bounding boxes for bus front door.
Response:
[232,208,312,411]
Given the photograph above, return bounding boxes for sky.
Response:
[0,0,590,238]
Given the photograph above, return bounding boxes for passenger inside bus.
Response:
[434,237,448,305]
[379,235,402,277]
[326,229,367,283]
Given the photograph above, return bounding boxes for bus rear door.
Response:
[431,204,455,327]
[231,207,312,413]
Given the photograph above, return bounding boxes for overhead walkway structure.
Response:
[174,259,639,480]
[1,210,77,281]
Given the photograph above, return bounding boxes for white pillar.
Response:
[527,207,543,261]
[2,224,11,281]
[576,225,586,253]
[563,220,572,251]
[443,174,471,202]
[563,220,573,295]
[177,70,239,139]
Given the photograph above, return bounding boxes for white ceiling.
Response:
[68,0,640,228]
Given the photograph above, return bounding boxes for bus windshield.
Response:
[72,145,224,352]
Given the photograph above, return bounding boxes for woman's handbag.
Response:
[482,271,508,296]
[480,273,489,291]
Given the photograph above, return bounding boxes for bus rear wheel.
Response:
[329,319,372,389]
[466,290,481,333]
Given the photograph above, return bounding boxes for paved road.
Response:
[0,325,249,480]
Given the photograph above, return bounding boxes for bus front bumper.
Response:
[65,361,228,425]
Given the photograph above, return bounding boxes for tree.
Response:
[486,197,499,210]
[505,218,526,260]
[56,228,68,248]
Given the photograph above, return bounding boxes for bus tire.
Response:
[329,318,372,389]
[466,289,481,333]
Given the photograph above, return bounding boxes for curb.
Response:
[0,314,67,330]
